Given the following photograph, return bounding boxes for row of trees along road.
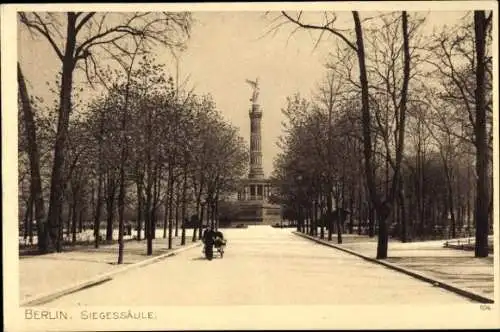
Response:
[18,12,248,263]
[270,11,493,258]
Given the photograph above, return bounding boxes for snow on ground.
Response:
[19,226,494,305]
[309,232,494,297]
[19,228,184,246]
[47,226,474,306]
[19,232,190,302]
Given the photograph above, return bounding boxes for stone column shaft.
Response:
[249,103,264,179]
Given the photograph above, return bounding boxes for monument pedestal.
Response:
[231,178,281,225]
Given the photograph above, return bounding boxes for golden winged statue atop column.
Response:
[245,77,260,103]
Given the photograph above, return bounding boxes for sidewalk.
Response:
[294,232,494,302]
[19,233,201,304]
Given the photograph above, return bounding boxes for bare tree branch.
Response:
[281,11,358,51]
[76,12,96,33]
[19,12,64,60]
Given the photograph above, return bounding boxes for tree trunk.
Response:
[416,143,425,238]
[57,213,63,250]
[66,201,72,239]
[137,180,143,241]
[145,177,153,256]
[349,195,354,234]
[378,10,410,258]
[147,203,154,255]
[357,185,363,235]
[151,203,157,240]
[214,190,220,230]
[399,183,407,243]
[207,202,213,229]
[314,201,319,236]
[353,11,379,243]
[46,14,78,253]
[175,194,180,237]
[175,192,180,237]
[105,182,116,242]
[193,178,204,242]
[211,202,216,229]
[162,193,168,241]
[313,200,318,237]
[336,212,343,244]
[304,207,308,234]
[199,204,205,239]
[308,206,313,235]
[488,193,493,233]
[393,194,399,238]
[441,157,457,239]
[376,207,390,259]
[304,206,308,234]
[319,194,325,239]
[94,110,105,248]
[181,167,188,245]
[117,154,126,263]
[448,195,456,239]
[78,206,84,233]
[304,206,312,235]
[457,204,463,236]
[164,166,173,239]
[145,212,152,255]
[295,205,300,232]
[18,63,47,252]
[298,205,304,233]
[432,200,437,239]
[24,195,33,242]
[192,186,201,242]
[327,191,333,241]
[28,198,34,245]
[167,176,175,250]
[71,198,77,244]
[303,206,308,234]
[94,175,103,248]
[368,204,375,237]
[473,10,490,257]
[151,171,159,241]
[353,10,410,259]
[151,164,161,241]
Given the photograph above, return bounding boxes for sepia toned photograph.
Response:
[2,2,499,331]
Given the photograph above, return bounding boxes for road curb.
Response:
[20,241,202,307]
[293,231,494,304]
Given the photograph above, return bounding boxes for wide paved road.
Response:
[49,226,471,306]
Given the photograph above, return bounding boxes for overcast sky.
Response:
[18,10,473,177]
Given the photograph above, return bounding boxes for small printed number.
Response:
[479,304,491,311]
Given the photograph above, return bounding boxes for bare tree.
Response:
[17,63,47,251]
[425,11,492,255]
[115,35,144,264]
[19,11,192,253]
[276,11,412,258]
[473,10,491,257]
